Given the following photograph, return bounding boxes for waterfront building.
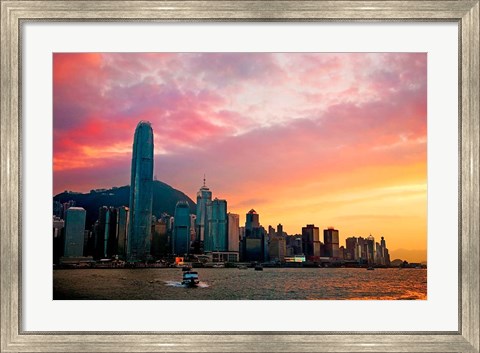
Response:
[205,198,228,252]
[93,206,119,259]
[376,236,391,266]
[277,224,284,237]
[244,228,267,261]
[116,206,129,259]
[375,242,384,265]
[63,207,86,257]
[284,255,306,263]
[53,216,65,264]
[227,213,240,253]
[302,224,321,259]
[94,206,108,259]
[356,236,367,261]
[286,235,303,256]
[384,248,391,266]
[127,121,154,262]
[239,226,246,258]
[243,210,267,262]
[345,236,357,260]
[151,219,168,258]
[367,235,375,263]
[211,251,239,263]
[345,235,391,265]
[105,207,118,258]
[268,235,286,262]
[83,229,95,257]
[381,237,391,265]
[268,225,276,238]
[173,201,191,256]
[245,209,260,230]
[323,227,340,259]
[190,214,197,242]
[195,177,212,242]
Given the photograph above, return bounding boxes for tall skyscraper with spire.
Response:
[195,176,212,243]
[127,121,154,261]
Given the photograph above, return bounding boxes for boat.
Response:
[367,266,375,270]
[254,264,263,271]
[181,265,192,272]
[237,265,248,270]
[181,271,200,287]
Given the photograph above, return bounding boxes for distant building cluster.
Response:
[52,121,391,267]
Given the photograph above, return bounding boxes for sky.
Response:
[53,53,427,262]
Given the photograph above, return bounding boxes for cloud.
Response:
[53,53,427,199]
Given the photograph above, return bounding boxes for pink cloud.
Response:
[53,53,427,196]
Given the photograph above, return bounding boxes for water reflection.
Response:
[53,268,427,300]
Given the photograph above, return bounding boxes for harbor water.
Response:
[53,267,426,300]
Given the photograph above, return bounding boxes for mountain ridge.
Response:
[53,180,196,229]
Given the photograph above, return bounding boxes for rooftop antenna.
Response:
[203,174,206,187]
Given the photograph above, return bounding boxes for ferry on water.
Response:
[182,271,200,287]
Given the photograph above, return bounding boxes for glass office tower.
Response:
[64,207,86,257]
[127,121,154,262]
[173,201,191,255]
[205,198,227,252]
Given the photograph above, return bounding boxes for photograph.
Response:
[52,52,428,300]
[2,0,478,351]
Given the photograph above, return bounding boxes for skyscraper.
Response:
[245,209,260,231]
[63,207,86,257]
[366,235,375,264]
[53,216,65,264]
[195,177,212,242]
[94,206,108,259]
[127,121,154,262]
[324,227,340,259]
[105,207,118,258]
[302,224,321,258]
[205,198,227,252]
[345,236,358,260]
[269,237,286,262]
[116,206,129,259]
[276,224,283,237]
[227,213,240,252]
[151,219,168,258]
[173,201,191,255]
[243,209,267,261]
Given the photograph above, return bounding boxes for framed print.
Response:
[1,1,478,352]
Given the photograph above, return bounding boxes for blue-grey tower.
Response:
[205,198,228,252]
[64,207,86,257]
[127,121,154,262]
[173,201,191,255]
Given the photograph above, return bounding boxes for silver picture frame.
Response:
[1,1,478,352]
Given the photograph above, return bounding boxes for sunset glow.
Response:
[53,53,427,262]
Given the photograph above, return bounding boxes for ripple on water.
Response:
[53,268,426,300]
[164,280,209,288]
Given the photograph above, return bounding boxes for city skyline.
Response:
[53,53,427,262]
